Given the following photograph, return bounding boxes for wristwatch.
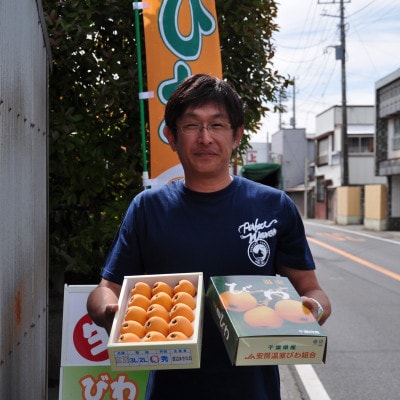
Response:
[309,298,324,322]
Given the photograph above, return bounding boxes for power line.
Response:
[270,0,400,132]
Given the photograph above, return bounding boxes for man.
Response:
[87,74,331,399]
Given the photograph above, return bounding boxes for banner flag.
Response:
[142,0,222,186]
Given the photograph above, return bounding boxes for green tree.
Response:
[45,0,144,285]
[44,0,290,286]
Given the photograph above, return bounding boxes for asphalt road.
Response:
[281,220,400,400]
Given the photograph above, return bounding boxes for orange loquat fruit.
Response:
[130,281,152,299]
[166,331,189,341]
[128,293,151,310]
[170,302,195,322]
[146,303,170,323]
[274,299,315,324]
[118,332,141,343]
[120,320,145,338]
[150,291,173,311]
[172,292,196,310]
[243,306,284,328]
[125,305,147,325]
[144,316,170,336]
[142,331,166,342]
[152,281,173,297]
[169,315,194,338]
[219,291,258,312]
[173,279,197,296]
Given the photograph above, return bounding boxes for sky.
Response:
[253,0,400,142]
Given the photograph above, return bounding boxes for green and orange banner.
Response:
[142,0,222,186]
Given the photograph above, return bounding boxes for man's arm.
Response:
[277,266,331,325]
[87,279,122,334]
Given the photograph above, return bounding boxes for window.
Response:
[317,137,329,165]
[348,136,374,154]
[393,116,400,150]
[316,177,325,202]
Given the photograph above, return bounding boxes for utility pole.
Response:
[339,0,349,186]
[290,78,296,129]
[319,0,350,186]
[304,156,309,218]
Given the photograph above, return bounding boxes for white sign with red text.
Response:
[61,285,109,366]
[59,285,149,400]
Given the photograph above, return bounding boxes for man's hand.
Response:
[104,303,119,334]
[301,296,324,324]
[277,266,331,325]
[87,279,121,334]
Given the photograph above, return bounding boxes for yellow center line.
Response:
[307,236,400,282]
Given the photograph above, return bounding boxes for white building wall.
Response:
[348,157,386,185]
[315,106,340,134]
[316,164,342,187]
[315,105,380,187]
[269,128,308,189]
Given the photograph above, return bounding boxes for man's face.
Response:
[165,103,243,182]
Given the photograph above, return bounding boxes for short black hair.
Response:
[164,74,244,137]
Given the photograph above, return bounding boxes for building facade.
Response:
[314,105,386,221]
[270,128,308,190]
[375,68,400,230]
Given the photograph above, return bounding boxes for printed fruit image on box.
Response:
[207,275,327,366]
[108,272,204,371]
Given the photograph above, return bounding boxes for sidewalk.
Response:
[305,219,400,243]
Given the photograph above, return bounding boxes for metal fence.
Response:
[0,0,50,398]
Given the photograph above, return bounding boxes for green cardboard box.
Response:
[206,275,327,366]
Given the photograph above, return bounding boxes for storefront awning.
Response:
[240,163,281,188]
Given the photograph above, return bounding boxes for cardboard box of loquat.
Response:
[107,272,204,371]
[206,275,327,366]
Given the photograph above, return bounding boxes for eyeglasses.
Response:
[178,122,232,136]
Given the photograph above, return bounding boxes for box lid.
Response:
[208,275,326,338]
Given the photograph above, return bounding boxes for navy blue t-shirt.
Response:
[102,176,315,400]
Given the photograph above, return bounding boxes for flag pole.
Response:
[133,0,150,188]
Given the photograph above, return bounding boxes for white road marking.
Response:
[295,364,331,400]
